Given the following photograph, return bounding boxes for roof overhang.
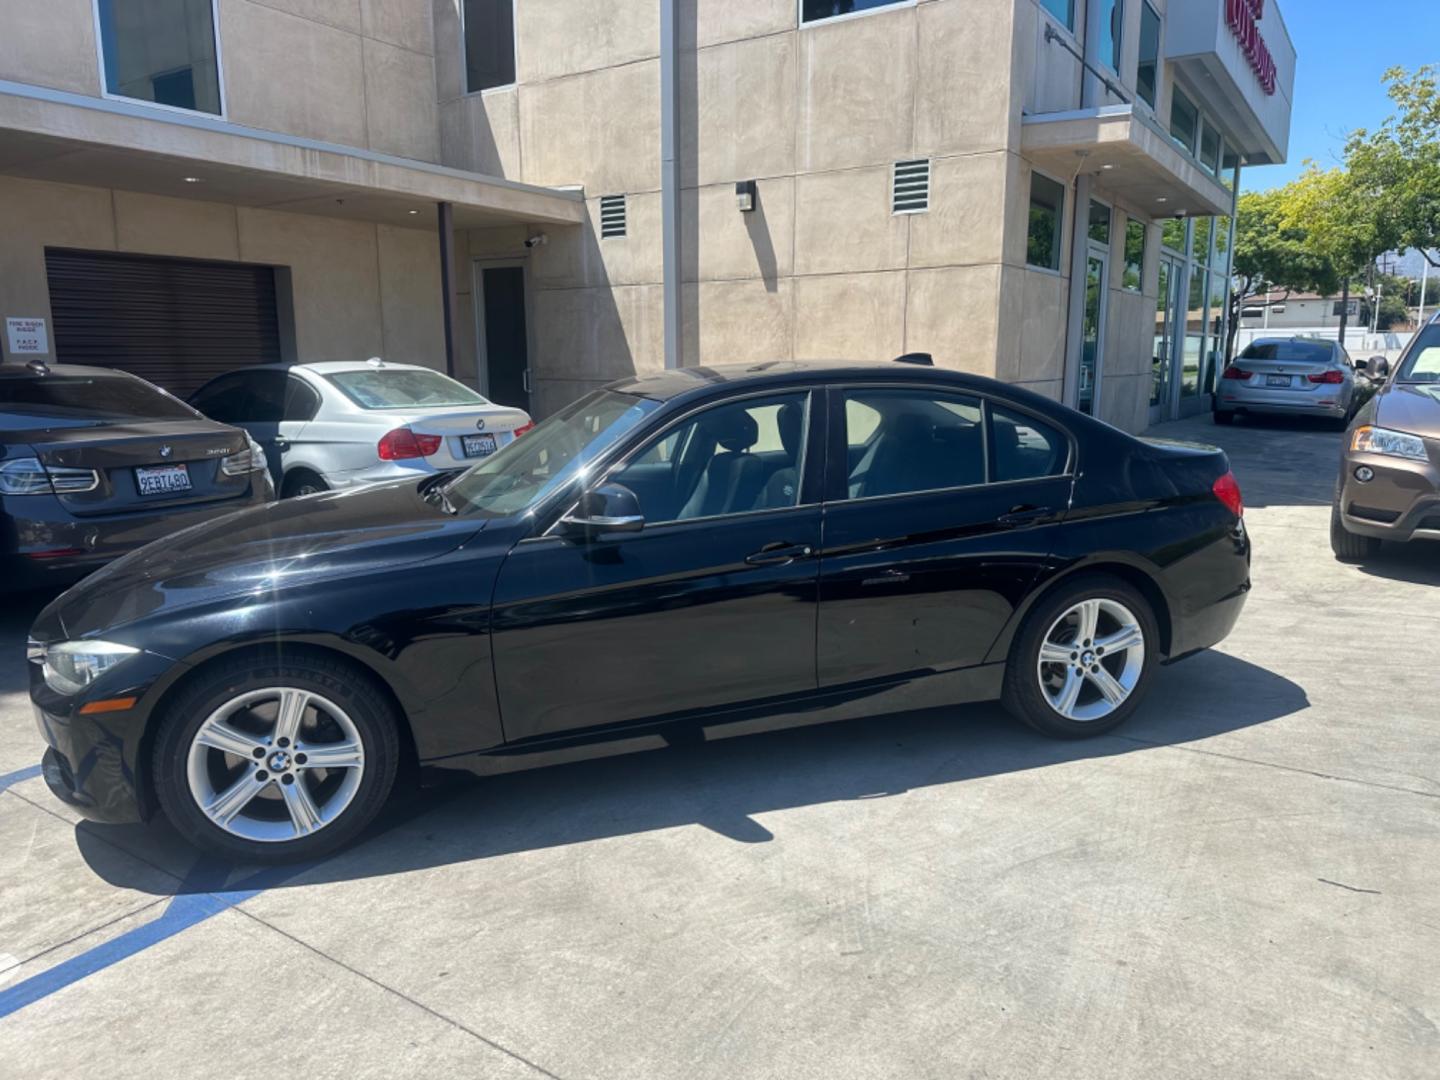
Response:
[0,79,585,230]
[1021,105,1234,219]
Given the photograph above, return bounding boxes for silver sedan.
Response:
[1215,337,1360,429]
[189,360,532,497]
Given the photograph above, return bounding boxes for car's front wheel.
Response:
[153,653,399,862]
[1002,575,1159,738]
[1329,503,1380,562]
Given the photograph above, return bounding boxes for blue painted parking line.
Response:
[0,764,42,794]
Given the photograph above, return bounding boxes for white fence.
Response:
[1235,326,1415,360]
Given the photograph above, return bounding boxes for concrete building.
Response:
[0,0,1293,431]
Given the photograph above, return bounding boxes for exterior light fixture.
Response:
[735,180,757,213]
[182,176,203,183]
[1101,164,1115,170]
[1156,196,1169,203]
[408,209,419,215]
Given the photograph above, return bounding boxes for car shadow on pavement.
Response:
[76,648,1309,897]
[1352,539,1440,586]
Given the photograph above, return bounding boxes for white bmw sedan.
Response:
[188,360,532,497]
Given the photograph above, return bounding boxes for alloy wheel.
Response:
[185,687,365,843]
[1035,598,1146,722]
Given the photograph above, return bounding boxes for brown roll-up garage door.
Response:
[45,248,283,397]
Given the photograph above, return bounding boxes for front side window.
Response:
[1170,87,1199,155]
[464,0,516,92]
[1039,0,1075,32]
[1137,2,1161,108]
[96,0,222,115]
[1099,0,1123,73]
[189,371,286,423]
[610,394,808,523]
[802,0,910,23]
[325,369,489,410]
[1027,173,1066,272]
[1123,218,1146,291]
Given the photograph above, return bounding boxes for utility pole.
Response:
[1419,256,1431,327]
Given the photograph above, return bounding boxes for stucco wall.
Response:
[0,175,445,379]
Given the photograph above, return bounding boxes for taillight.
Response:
[1213,470,1244,518]
[377,427,442,461]
[512,421,535,438]
[1307,369,1345,384]
[1221,365,1251,380]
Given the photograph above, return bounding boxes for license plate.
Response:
[135,463,191,495]
[461,434,497,459]
[1266,375,1291,387]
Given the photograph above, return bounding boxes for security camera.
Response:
[524,234,549,249]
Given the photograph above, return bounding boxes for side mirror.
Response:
[1365,356,1391,379]
[560,482,644,537]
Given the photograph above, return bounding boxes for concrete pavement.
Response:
[1,413,1436,1079]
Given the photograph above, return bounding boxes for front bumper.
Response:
[29,649,181,825]
[1337,450,1440,542]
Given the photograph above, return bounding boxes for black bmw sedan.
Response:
[3,361,273,593]
[28,359,1250,861]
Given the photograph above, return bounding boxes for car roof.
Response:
[606,360,1035,403]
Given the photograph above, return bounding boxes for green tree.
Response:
[1225,184,1339,361]
[1345,65,1440,271]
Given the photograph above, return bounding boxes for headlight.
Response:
[42,641,140,695]
[1351,426,1429,462]
[221,436,268,477]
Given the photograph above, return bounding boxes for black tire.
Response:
[282,470,328,498]
[1001,574,1160,739]
[1330,503,1380,562]
[1213,410,1236,426]
[152,652,400,863]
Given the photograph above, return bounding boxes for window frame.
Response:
[798,0,917,28]
[825,383,1076,505]
[1026,169,1069,275]
[461,0,519,97]
[1098,0,1124,75]
[91,0,228,119]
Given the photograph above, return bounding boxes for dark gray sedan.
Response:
[2,361,273,592]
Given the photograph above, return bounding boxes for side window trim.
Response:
[284,374,321,422]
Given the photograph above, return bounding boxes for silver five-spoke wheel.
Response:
[1036,598,1146,723]
[185,687,365,843]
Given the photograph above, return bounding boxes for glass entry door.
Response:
[1149,256,1183,424]
[1079,253,1107,416]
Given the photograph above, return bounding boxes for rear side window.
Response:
[1240,341,1333,363]
[284,376,322,422]
[0,373,196,421]
[326,369,488,410]
[842,389,986,500]
[990,405,1068,482]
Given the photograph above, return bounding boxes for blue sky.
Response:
[1240,0,1440,193]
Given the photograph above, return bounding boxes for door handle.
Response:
[273,437,289,450]
[996,505,1053,528]
[744,542,814,567]
[523,369,532,394]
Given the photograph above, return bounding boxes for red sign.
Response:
[1226,0,1277,95]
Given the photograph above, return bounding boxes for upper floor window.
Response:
[1027,172,1066,272]
[1098,0,1123,73]
[1199,120,1222,175]
[802,0,910,23]
[1170,86,1199,155]
[1039,0,1075,33]
[464,0,516,93]
[1137,2,1161,108]
[1089,201,1113,247]
[95,0,222,115]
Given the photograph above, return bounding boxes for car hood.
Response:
[1375,383,1440,439]
[39,480,486,641]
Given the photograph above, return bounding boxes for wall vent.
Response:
[892,159,931,214]
[600,195,627,238]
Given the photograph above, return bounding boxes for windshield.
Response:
[1397,326,1440,383]
[326,368,489,409]
[0,373,199,422]
[446,389,661,517]
[1239,341,1333,363]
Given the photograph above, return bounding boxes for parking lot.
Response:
[1,413,1436,1080]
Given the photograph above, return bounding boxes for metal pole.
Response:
[659,0,681,369]
[437,201,457,379]
[1419,256,1430,327]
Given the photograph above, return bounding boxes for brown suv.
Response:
[1331,315,1440,560]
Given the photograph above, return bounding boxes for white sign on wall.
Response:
[6,317,49,356]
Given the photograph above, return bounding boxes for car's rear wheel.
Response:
[1329,503,1380,562]
[282,470,328,498]
[153,653,399,862]
[1002,575,1159,738]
